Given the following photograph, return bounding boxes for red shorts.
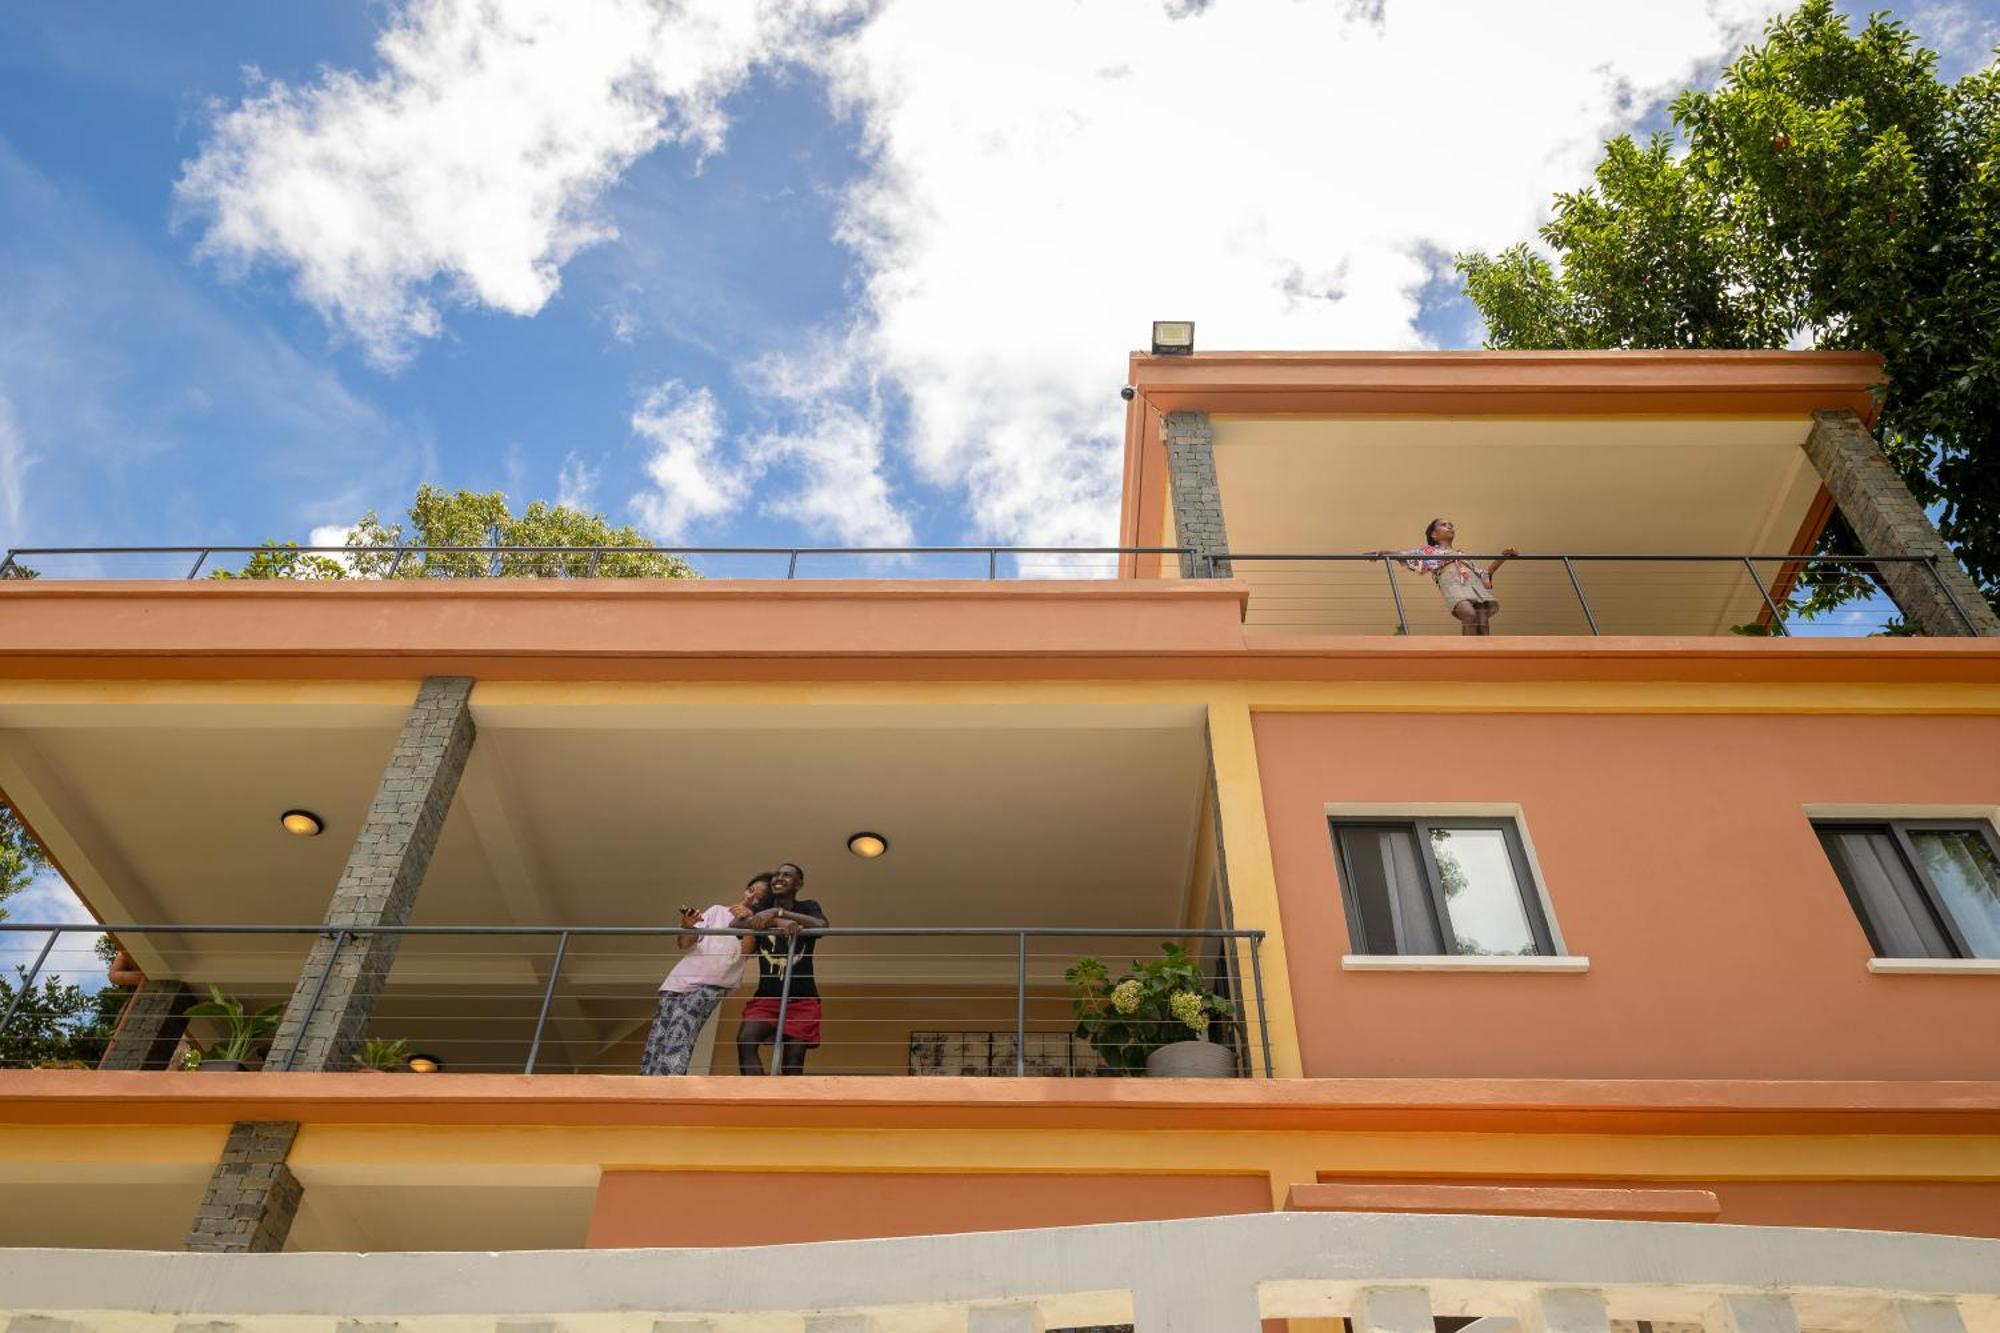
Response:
[741,996,821,1047]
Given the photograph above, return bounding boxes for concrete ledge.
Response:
[1869,958,2000,975]
[1341,955,1590,973]
[1285,1183,1721,1221]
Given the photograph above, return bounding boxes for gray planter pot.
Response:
[197,1059,247,1072]
[1143,1039,1235,1078]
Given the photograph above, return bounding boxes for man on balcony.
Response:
[736,862,829,1075]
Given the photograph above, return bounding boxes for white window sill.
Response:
[1867,958,2000,975]
[1341,954,1589,973]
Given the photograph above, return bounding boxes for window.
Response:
[1815,819,2000,960]
[1329,818,1556,957]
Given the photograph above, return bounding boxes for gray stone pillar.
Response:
[1804,411,1999,636]
[97,979,191,1070]
[265,676,477,1072]
[185,1121,302,1253]
[1164,411,1231,577]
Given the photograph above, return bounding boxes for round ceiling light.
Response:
[405,1053,443,1074]
[846,832,889,859]
[280,809,324,838]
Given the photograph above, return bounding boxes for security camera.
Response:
[1119,386,1136,401]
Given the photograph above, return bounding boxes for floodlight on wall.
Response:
[1150,321,1195,356]
[279,809,324,838]
[846,832,889,859]
[406,1053,443,1073]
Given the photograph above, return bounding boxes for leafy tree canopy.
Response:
[216,485,697,581]
[0,805,49,922]
[1457,0,2000,604]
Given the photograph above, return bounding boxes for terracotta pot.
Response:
[1143,1039,1235,1078]
[106,950,145,987]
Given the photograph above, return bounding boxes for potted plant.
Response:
[183,984,284,1071]
[353,1037,410,1072]
[1066,943,1238,1077]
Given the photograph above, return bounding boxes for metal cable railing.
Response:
[0,544,1193,582]
[1203,551,1979,637]
[0,922,1271,1079]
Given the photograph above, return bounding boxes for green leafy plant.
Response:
[183,984,284,1066]
[1065,944,1235,1075]
[353,1037,410,1071]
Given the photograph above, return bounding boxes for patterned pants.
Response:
[640,984,730,1075]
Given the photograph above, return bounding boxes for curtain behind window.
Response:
[1817,826,1954,959]
[1336,825,1443,954]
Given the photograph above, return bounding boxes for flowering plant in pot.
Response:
[183,984,283,1071]
[1065,943,1237,1077]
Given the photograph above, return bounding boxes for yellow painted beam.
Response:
[1206,690,1303,1078]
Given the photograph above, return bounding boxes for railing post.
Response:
[1922,556,1982,636]
[277,928,348,1072]
[0,552,16,578]
[0,928,62,1047]
[988,548,999,580]
[1380,557,1410,635]
[1561,556,1600,635]
[1743,557,1790,636]
[770,932,798,1075]
[186,549,210,580]
[386,542,409,579]
[586,547,603,579]
[524,930,570,1074]
[786,550,799,579]
[1248,934,1274,1079]
[1015,931,1028,1077]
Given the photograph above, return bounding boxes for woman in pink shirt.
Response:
[1373,518,1517,636]
[640,872,771,1075]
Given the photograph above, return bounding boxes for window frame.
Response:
[1814,817,2000,960]
[1328,815,1558,958]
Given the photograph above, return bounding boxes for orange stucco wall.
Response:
[1254,712,2000,1080]
[586,1170,1271,1247]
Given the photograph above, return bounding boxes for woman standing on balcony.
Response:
[640,873,771,1076]
[1374,519,1517,636]
[736,861,829,1076]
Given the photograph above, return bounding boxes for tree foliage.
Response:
[1457,0,2000,604]
[215,485,697,581]
[0,804,49,922]
[0,965,126,1069]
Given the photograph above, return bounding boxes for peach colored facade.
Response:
[1,349,1997,1281]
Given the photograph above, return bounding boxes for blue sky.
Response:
[2,0,1998,950]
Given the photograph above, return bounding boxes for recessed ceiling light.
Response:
[405,1053,443,1073]
[846,832,889,859]
[280,810,324,838]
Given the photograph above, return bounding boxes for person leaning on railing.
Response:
[640,873,772,1076]
[735,861,829,1075]
[1368,518,1517,636]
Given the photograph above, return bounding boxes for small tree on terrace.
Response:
[217,486,697,580]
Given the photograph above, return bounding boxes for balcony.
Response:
[0,921,1272,1078]
[3,1210,1996,1330]
[0,540,1983,639]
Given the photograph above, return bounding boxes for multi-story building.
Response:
[1,348,1997,1332]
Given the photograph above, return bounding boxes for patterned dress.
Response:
[1399,544,1498,612]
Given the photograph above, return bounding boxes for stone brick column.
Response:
[97,979,192,1070]
[1804,411,1999,636]
[264,675,477,1073]
[1164,411,1232,577]
[185,1122,302,1253]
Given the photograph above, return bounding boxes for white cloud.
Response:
[181,0,1789,544]
[1915,1,2000,77]
[557,453,600,511]
[810,0,1787,544]
[177,0,854,365]
[742,341,913,546]
[628,380,748,539]
[0,392,29,540]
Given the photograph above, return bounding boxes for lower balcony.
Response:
[1,921,1272,1079]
